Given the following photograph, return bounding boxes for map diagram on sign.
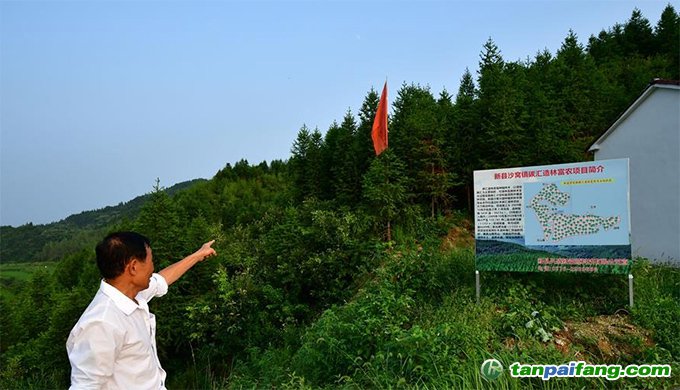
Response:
[524,182,628,246]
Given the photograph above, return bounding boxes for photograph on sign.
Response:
[473,159,631,274]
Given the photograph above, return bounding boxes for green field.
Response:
[0,262,56,298]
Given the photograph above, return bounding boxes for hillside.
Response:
[0,179,205,263]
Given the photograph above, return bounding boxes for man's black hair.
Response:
[95,231,151,280]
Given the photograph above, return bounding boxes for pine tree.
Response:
[352,88,381,204]
[452,68,479,212]
[134,179,183,267]
[524,49,574,165]
[622,8,655,58]
[418,136,456,218]
[389,83,439,207]
[290,125,324,202]
[290,125,312,202]
[476,38,527,168]
[436,88,460,213]
[655,4,680,79]
[321,120,342,200]
[308,128,324,198]
[362,150,410,241]
[334,110,360,206]
[554,30,610,154]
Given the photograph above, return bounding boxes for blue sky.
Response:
[0,0,669,227]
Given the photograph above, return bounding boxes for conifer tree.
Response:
[622,8,655,57]
[335,110,360,206]
[476,38,527,168]
[290,125,324,201]
[321,120,341,200]
[559,31,615,152]
[308,128,324,198]
[418,136,456,218]
[524,49,574,165]
[134,179,183,266]
[353,89,381,200]
[389,83,439,206]
[362,150,410,241]
[290,125,312,202]
[655,4,680,78]
[452,69,479,212]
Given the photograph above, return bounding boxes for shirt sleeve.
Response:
[67,320,122,390]
[137,273,169,302]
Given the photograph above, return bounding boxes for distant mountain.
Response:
[0,179,205,263]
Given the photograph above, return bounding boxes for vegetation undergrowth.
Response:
[225,237,679,390]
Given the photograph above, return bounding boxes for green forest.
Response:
[1,6,679,389]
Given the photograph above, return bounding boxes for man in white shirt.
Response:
[66,231,216,389]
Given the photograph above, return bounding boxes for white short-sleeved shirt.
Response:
[67,273,169,390]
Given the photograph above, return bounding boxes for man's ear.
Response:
[126,259,139,276]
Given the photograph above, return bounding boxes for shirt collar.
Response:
[100,279,140,316]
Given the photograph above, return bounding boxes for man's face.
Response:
[133,245,155,290]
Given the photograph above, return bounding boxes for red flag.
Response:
[371,82,388,155]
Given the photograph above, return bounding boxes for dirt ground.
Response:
[553,313,654,362]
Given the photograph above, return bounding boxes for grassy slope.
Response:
[218,235,680,389]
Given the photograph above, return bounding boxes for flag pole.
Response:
[372,80,390,241]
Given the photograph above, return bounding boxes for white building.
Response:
[588,79,680,266]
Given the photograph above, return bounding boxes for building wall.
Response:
[594,87,680,266]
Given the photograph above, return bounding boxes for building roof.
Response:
[587,79,680,153]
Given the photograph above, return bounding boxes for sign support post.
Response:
[628,273,634,308]
[475,270,480,304]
